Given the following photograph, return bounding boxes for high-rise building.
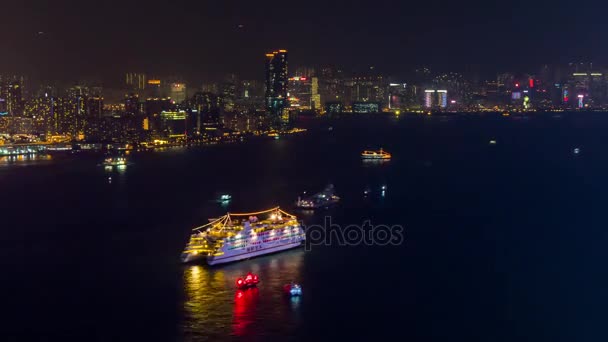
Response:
[160,110,187,137]
[7,82,23,117]
[311,77,321,110]
[265,50,289,127]
[87,97,104,119]
[147,79,162,98]
[125,93,140,116]
[288,76,312,109]
[424,90,435,108]
[169,83,187,103]
[0,97,7,115]
[126,73,147,91]
[437,90,448,108]
[191,92,221,133]
[423,89,448,108]
[64,86,88,138]
[294,66,316,78]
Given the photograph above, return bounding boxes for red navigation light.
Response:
[301,77,307,81]
[529,79,534,88]
[515,83,520,88]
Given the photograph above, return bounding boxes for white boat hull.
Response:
[207,240,303,265]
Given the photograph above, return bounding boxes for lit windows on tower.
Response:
[424,90,435,108]
[126,73,147,91]
[265,50,289,127]
[437,90,448,108]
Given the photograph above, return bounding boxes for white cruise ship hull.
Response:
[207,240,303,265]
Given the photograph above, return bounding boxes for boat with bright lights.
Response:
[236,272,260,290]
[102,156,127,166]
[361,148,391,160]
[284,283,302,296]
[180,207,306,265]
[295,184,340,209]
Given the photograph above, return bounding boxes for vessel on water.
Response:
[103,155,127,166]
[361,148,391,160]
[295,184,340,209]
[284,283,302,296]
[236,272,260,290]
[181,207,305,265]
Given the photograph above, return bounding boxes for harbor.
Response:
[2,113,606,341]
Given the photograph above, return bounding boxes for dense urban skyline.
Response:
[2,0,608,83]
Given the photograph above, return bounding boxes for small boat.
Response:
[217,194,232,202]
[283,283,302,296]
[103,156,127,166]
[296,184,340,209]
[502,111,510,117]
[361,148,391,160]
[236,272,260,290]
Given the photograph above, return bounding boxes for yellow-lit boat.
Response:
[361,148,391,160]
[181,207,305,265]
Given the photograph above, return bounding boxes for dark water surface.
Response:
[3,113,608,341]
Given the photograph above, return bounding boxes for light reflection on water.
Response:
[0,154,53,167]
[181,250,305,341]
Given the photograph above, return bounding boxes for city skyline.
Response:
[2,0,608,83]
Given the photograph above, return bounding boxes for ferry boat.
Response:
[295,184,340,209]
[361,148,391,160]
[103,156,127,166]
[181,207,305,265]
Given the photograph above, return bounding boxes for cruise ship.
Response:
[181,207,305,265]
[361,148,391,160]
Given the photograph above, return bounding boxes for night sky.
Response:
[2,0,607,84]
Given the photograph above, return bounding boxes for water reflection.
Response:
[362,158,390,167]
[0,154,52,167]
[181,250,305,340]
[232,288,259,336]
[289,296,301,310]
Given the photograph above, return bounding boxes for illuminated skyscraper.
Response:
[437,90,448,108]
[65,86,88,138]
[147,79,162,98]
[169,83,187,103]
[125,93,140,116]
[126,73,147,91]
[288,76,312,109]
[424,90,435,108]
[87,96,104,119]
[311,77,321,110]
[265,50,289,127]
[7,82,23,117]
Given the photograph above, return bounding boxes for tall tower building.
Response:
[424,90,435,108]
[311,77,321,110]
[7,82,23,117]
[169,83,187,103]
[126,73,147,91]
[87,96,104,119]
[125,93,140,116]
[437,90,448,108]
[265,50,288,127]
